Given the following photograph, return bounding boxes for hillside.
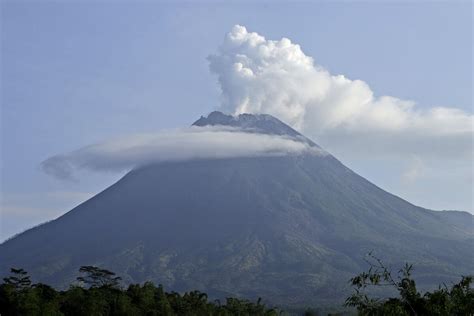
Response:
[1,112,472,306]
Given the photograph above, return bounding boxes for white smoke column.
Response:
[208,25,473,159]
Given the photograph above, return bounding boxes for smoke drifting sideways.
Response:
[41,126,325,181]
[208,25,473,161]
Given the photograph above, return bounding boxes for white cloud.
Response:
[208,25,473,160]
[41,126,323,180]
[38,25,472,211]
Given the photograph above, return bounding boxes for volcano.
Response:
[1,112,472,306]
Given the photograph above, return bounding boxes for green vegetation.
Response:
[1,259,472,316]
[0,266,279,316]
[345,253,473,315]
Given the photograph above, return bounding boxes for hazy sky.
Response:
[1,1,472,242]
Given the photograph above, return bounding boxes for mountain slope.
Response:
[1,112,472,306]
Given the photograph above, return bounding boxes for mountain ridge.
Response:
[0,112,472,306]
[193,111,318,147]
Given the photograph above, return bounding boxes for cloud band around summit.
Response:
[42,25,472,182]
[41,127,322,180]
[208,25,473,160]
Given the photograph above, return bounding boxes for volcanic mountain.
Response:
[1,112,472,306]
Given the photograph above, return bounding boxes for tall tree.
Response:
[76,266,122,289]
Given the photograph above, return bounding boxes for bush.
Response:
[344,253,473,315]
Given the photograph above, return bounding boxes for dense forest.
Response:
[1,257,472,316]
[0,266,280,316]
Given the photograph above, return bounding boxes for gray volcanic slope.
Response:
[1,112,472,306]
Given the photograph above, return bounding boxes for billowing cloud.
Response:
[208,25,473,160]
[42,126,323,180]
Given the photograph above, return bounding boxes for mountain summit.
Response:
[0,112,472,306]
[193,111,318,146]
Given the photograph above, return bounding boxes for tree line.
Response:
[0,266,279,315]
[1,256,472,316]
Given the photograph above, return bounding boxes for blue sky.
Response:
[1,1,472,242]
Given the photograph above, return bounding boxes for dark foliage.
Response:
[76,266,122,289]
[345,253,474,315]
[0,267,280,316]
[1,262,472,316]
[3,268,31,290]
